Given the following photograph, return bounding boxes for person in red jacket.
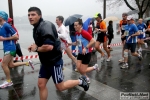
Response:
[8,18,23,62]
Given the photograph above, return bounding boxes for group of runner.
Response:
[118,13,150,68]
[0,7,150,100]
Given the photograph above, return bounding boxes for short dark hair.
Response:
[28,7,42,15]
[109,20,113,25]
[76,18,83,26]
[97,13,102,19]
[56,16,64,23]
[122,13,128,16]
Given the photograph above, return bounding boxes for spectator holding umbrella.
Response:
[83,18,95,53]
[65,14,82,57]
[83,18,93,35]
[7,18,23,62]
[107,20,114,51]
[69,23,77,57]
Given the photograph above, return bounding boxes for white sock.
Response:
[138,54,141,57]
[144,43,148,48]
[78,79,82,85]
[138,48,142,51]
[86,77,90,81]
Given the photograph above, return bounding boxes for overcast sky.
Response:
[0,0,129,18]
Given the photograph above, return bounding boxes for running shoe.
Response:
[79,76,89,91]
[94,64,101,72]
[120,63,129,69]
[119,58,124,63]
[0,81,13,89]
[106,57,111,62]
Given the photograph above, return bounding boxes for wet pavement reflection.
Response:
[0,46,150,100]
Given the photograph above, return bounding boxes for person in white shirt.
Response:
[56,16,77,65]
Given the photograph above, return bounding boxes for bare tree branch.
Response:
[123,0,136,10]
[142,0,150,14]
[141,0,145,9]
[135,0,140,10]
[96,0,149,18]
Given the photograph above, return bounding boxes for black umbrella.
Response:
[64,14,82,26]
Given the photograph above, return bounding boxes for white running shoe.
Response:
[101,56,105,62]
[119,58,124,62]
[106,57,111,62]
[0,81,13,89]
[138,48,142,52]
[87,79,91,84]
[94,64,101,72]
[144,43,148,48]
[28,60,34,70]
[120,63,129,69]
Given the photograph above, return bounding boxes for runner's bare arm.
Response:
[68,42,77,46]
[36,45,53,52]
[131,31,140,36]
[30,43,53,52]
[118,26,121,32]
[85,38,95,48]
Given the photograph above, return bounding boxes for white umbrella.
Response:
[104,16,120,22]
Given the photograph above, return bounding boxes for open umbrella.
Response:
[64,14,82,26]
[144,17,150,21]
[104,16,120,22]
[127,10,139,15]
[83,18,92,31]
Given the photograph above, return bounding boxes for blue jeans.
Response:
[70,35,76,56]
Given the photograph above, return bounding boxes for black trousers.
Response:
[108,36,113,45]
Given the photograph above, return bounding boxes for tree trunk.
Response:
[138,12,143,19]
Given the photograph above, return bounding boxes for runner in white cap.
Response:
[121,16,142,69]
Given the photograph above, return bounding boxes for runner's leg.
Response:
[65,47,77,64]
[95,41,104,56]
[103,41,110,58]
[38,78,48,100]
[1,54,13,80]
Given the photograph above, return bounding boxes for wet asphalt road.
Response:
[0,27,150,100]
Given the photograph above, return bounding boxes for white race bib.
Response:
[124,31,129,36]
[139,30,142,33]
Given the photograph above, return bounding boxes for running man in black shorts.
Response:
[94,13,111,62]
[118,13,128,62]
[27,7,89,100]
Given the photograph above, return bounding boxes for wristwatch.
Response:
[35,46,38,52]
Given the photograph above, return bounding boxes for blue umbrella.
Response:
[64,14,82,26]
[83,18,92,31]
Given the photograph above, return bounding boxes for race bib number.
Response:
[124,31,129,36]
[139,30,142,34]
